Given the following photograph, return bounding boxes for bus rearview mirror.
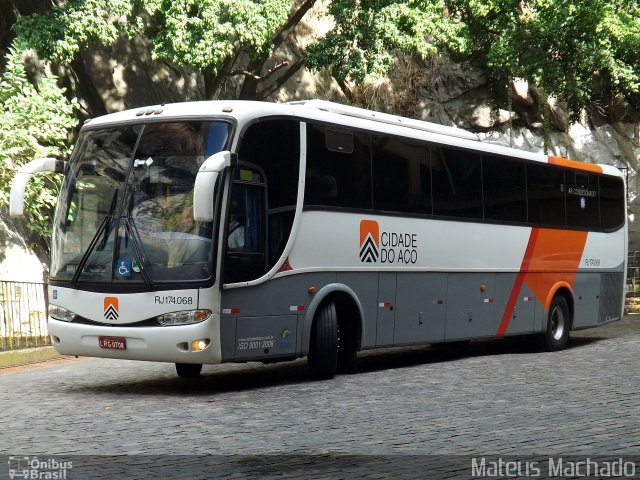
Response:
[193,151,237,222]
[10,158,68,217]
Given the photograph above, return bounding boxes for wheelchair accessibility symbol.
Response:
[116,258,132,278]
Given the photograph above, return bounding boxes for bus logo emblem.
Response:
[359,220,380,263]
[104,297,119,321]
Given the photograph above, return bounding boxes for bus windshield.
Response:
[50,121,231,287]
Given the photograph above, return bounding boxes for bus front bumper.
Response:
[48,315,222,364]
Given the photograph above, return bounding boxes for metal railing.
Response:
[626,252,640,314]
[0,280,49,351]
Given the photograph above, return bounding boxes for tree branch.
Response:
[243,0,318,82]
[256,57,305,99]
[270,0,318,54]
[232,61,290,82]
[204,51,240,99]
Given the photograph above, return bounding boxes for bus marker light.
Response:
[378,302,392,309]
[480,284,487,292]
[483,298,494,303]
[308,286,317,294]
[435,300,444,305]
[523,296,532,302]
[290,305,305,312]
[191,339,210,351]
[222,308,240,315]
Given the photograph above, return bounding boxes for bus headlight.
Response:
[49,305,76,322]
[156,309,211,326]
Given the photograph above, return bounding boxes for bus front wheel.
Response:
[308,301,339,379]
[175,363,203,378]
[542,295,570,351]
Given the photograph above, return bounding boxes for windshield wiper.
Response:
[124,214,154,288]
[71,215,112,286]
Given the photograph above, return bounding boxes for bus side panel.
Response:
[572,269,624,328]
[572,273,602,329]
[376,272,397,347]
[597,271,625,324]
[219,273,338,362]
[234,315,298,361]
[393,272,446,345]
[220,315,237,361]
[495,273,537,335]
[444,273,498,341]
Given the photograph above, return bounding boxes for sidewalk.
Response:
[0,346,62,369]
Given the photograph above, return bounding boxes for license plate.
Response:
[99,336,126,350]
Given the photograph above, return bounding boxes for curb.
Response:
[0,346,62,368]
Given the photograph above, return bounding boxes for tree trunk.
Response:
[70,54,108,117]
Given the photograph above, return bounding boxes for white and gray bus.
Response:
[10,100,627,378]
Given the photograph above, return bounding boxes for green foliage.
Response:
[147,0,291,74]
[15,0,291,94]
[12,0,640,117]
[450,0,640,116]
[306,1,470,85]
[14,0,135,65]
[0,41,78,240]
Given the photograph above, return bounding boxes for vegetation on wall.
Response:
[10,0,640,117]
[452,0,640,119]
[0,41,78,259]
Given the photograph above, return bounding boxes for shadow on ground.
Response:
[71,334,603,397]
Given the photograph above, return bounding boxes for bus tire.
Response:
[175,363,202,378]
[542,295,570,351]
[308,301,338,379]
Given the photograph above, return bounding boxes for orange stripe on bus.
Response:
[497,228,588,336]
[548,156,603,173]
[497,228,539,336]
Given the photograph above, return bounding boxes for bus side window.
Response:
[527,162,566,227]
[305,123,371,209]
[600,175,625,231]
[482,154,526,223]
[372,134,432,215]
[432,146,482,219]
[566,171,599,229]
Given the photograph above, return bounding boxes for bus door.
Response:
[223,166,267,284]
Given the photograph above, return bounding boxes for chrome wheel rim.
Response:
[550,305,565,341]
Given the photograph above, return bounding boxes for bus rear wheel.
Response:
[542,295,570,351]
[175,363,203,378]
[308,301,339,379]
